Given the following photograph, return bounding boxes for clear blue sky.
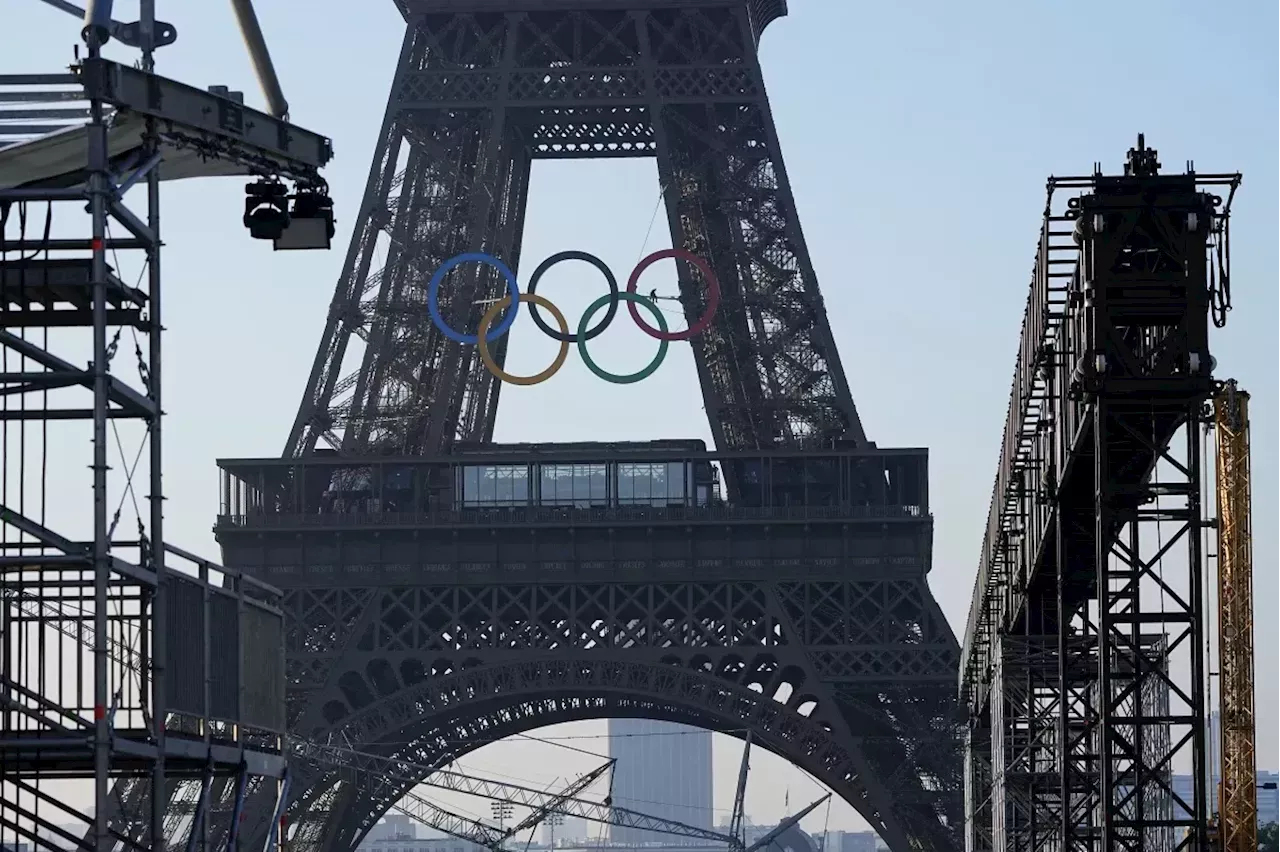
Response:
[3,0,1276,834]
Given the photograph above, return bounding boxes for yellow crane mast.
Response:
[1214,380,1257,852]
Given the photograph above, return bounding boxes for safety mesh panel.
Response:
[240,603,286,731]
[164,574,206,717]
[209,592,239,721]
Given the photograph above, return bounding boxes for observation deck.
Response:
[215,440,930,588]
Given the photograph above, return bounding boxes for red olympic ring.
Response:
[625,249,721,342]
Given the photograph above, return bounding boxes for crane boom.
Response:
[391,762,612,850]
[391,790,508,848]
[506,761,615,837]
[1214,380,1256,852]
[291,740,736,846]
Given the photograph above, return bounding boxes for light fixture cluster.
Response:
[243,178,335,250]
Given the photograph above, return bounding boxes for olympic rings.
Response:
[526,251,619,344]
[626,248,720,342]
[477,294,571,386]
[429,252,521,344]
[425,250,719,386]
[577,292,669,385]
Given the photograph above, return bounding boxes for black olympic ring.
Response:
[524,251,619,344]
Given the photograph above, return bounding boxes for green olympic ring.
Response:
[576,292,670,385]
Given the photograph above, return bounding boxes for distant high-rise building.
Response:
[543,816,589,846]
[1257,771,1279,827]
[1171,770,1279,826]
[370,814,417,841]
[608,719,713,845]
[814,830,876,852]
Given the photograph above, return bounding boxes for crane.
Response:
[293,738,829,852]
[728,733,752,848]
[1213,380,1256,852]
[290,739,735,846]
[388,760,614,849]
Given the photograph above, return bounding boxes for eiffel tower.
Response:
[214,2,966,850]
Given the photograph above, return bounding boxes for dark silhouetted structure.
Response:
[960,138,1242,852]
[214,2,965,851]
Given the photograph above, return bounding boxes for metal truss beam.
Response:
[1213,382,1257,851]
[295,739,735,846]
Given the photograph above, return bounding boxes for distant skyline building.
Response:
[1169,770,1279,826]
[1194,710,1280,826]
[608,719,714,845]
[543,816,589,847]
[814,830,877,852]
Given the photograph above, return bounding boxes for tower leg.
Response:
[642,6,865,451]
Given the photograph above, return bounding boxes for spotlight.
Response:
[273,187,336,251]
[243,179,290,241]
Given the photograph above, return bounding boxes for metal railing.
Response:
[0,72,97,147]
[959,195,1076,698]
[217,502,926,530]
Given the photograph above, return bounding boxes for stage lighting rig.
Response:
[277,184,336,251]
[242,179,335,250]
[244,178,290,240]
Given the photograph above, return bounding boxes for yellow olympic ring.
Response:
[476,293,571,386]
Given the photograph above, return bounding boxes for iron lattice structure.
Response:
[1213,381,1256,852]
[284,0,863,458]
[959,137,1242,852]
[210,2,966,852]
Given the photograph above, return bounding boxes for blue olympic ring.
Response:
[427,252,521,344]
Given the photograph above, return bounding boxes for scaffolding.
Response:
[958,138,1243,852]
[0,4,331,850]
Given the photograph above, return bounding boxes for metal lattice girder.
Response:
[1214,382,1257,852]
[958,138,1244,852]
[964,722,994,852]
[284,2,865,458]
[391,789,509,848]
[295,740,733,845]
[364,757,613,848]
[505,759,616,838]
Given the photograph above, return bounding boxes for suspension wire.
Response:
[512,731,610,761]
[818,794,833,852]
[635,182,667,267]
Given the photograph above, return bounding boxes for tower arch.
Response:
[292,657,919,852]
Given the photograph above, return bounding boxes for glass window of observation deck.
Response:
[539,463,608,507]
[617,461,687,506]
[460,464,530,507]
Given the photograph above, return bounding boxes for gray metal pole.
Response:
[138,1,168,848]
[84,21,112,852]
[227,0,289,118]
